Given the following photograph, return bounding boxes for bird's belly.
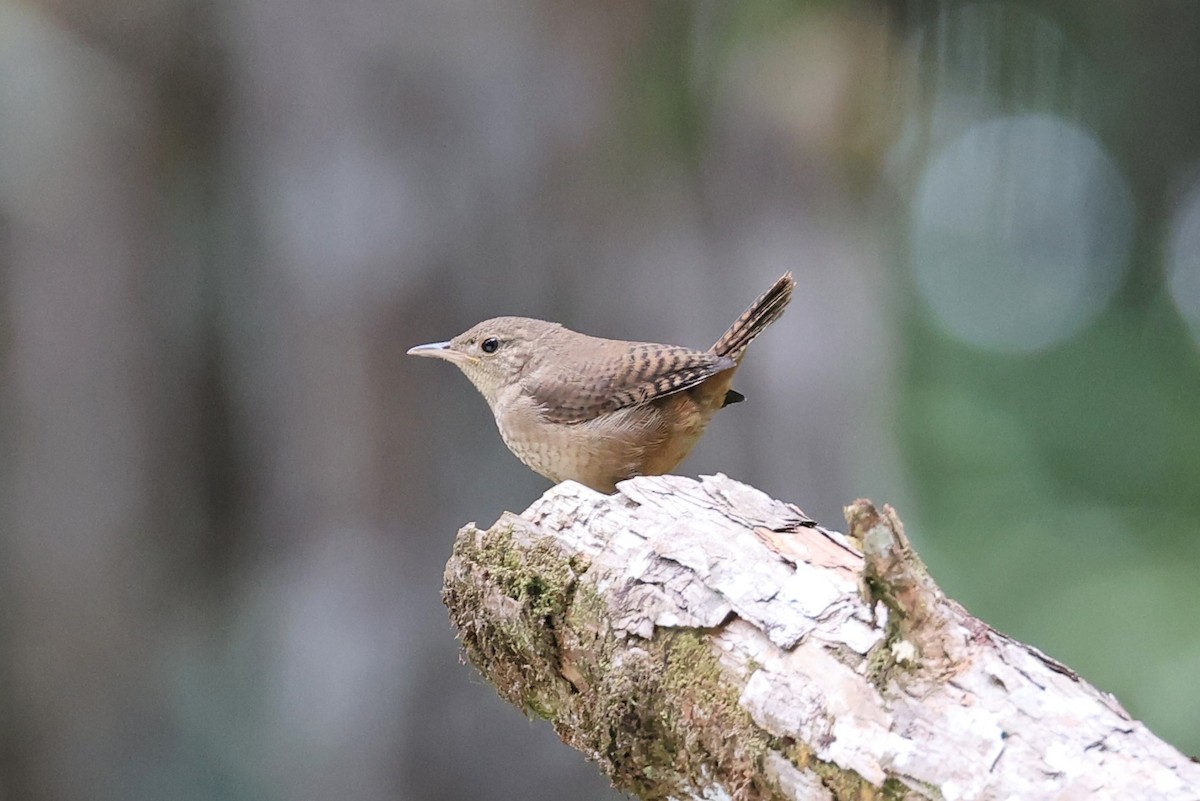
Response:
[498,422,590,484]
[638,391,719,476]
[494,392,725,493]
[496,405,670,493]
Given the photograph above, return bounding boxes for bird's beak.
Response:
[407,341,472,364]
[407,341,452,358]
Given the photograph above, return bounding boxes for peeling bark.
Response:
[441,474,1200,801]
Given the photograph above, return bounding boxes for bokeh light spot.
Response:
[910,114,1134,353]
[1166,173,1200,348]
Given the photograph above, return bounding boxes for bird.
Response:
[407,272,795,493]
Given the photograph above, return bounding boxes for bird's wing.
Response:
[526,343,735,424]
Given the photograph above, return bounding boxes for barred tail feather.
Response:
[711,272,795,361]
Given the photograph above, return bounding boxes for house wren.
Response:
[407,272,795,493]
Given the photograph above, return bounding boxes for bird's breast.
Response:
[490,394,673,492]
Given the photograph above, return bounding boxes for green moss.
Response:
[783,741,901,801]
[564,629,781,800]
[443,521,588,718]
[860,574,925,693]
[881,776,940,800]
[811,761,872,800]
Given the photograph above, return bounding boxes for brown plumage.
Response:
[408,272,795,493]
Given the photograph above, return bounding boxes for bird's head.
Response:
[407,316,561,406]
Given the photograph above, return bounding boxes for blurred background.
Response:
[2,0,1199,798]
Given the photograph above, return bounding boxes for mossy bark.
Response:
[442,475,1200,801]
[444,514,790,800]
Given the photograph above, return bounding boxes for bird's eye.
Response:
[480,337,500,354]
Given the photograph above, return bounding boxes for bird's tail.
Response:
[711,272,796,362]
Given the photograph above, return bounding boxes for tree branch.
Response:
[442,474,1199,800]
